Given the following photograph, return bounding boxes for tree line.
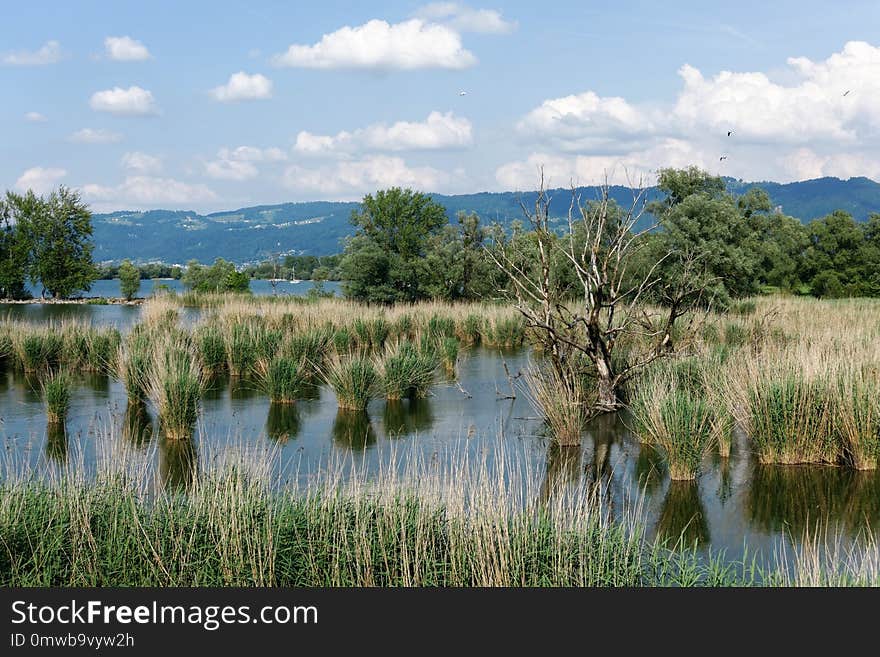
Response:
[337,168,880,306]
[4,170,880,303]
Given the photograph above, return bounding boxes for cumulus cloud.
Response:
[495,139,706,190]
[14,167,67,194]
[68,128,123,144]
[90,86,158,116]
[104,36,151,61]
[210,72,273,102]
[414,3,517,34]
[295,111,472,156]
[204,145,287,180]
[24,112,47,122]
[507,41,880,186]
[272,19,476,70]
[82,176,217,210]
[121,152,163,174]
[2,41,62,66]
[282,156,455,197]
[517,91,657,152]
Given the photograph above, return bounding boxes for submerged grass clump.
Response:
[195,324,227,375]
[747,371,837,465]
[834,371,880,470]
[629,368,718,480]
[255,356,309,404]
[525,363,588,446]
[116,328,154,402]
[378,341,438,400]
[42,370,71,424]
[323,354,379,410]
[146,334,204,440]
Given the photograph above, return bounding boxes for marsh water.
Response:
[2,301,879,565]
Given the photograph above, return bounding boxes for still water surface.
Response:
[2,336,878,564]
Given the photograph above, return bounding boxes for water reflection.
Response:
[230,377,261,401]
[332,410,377,451]
[45,422,68,464]
[382,398,434,436]
[634,444,666,496]
[656,481,710,548]
[746,464,880,536]
[123,402,154,449]
[539,442,583,505]
[266,403,301,443]
[159,435,198,493]
[584,413,618,485]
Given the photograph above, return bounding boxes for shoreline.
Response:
[0,297,144,306]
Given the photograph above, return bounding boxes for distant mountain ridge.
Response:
[91,176,880,264]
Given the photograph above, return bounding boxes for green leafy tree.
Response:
[27,187,98,299]
[118,259,141,300]
[0,192,36,299]
[183,258,250,293]
[341,188,448,302]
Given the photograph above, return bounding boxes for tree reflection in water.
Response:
[332,410,377,451]
[656,480,710,548]
[160,433,198,493]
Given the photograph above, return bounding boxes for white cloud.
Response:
[282,156,455,197]
[295,111,472,156]
[205,160,259,181]
[495,139,706,190]
[2,41,62,66]
[509,41,880,185]
[415,3,517,34]
[216,146,287,162]
[210,72,273,102]
[82,176,217,210]
[104,36,152,62]
[24,112,47,122]
[204,145,287,180]
[517,91,656,152]
[68,128,123,144]
[90,86,158,116]
[14,167,67,194]
[271,19,476,70]
[121,152,163,174]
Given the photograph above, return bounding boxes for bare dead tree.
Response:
[488,170,712,415]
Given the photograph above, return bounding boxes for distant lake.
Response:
[25,278,342,299]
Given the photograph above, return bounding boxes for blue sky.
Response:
[3,0,880,212]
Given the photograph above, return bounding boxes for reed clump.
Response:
[146,334,204,440]
[525,362,588,445]
[747,371,837,465]
[323,354,379,411]
[42,370,71,424]
[254,356,309,404]
[378,341,438,400]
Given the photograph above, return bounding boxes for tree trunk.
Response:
[595,356,618,411]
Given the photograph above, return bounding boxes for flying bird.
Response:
[720,155,728,161]
[727,130,733,137]
[459,91,467,96]
[843,90,851,96]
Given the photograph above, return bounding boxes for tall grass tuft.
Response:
[378,341,437,400]
[323,354,378,410]
[116,329,154,402]
[835,371,880,470]
[747,371,837,465]
[439,337,459,375]
[254,356,309,404]
[146,334,204,440]
[525,362,588,445]
[15,329,63,372]
[42,370,71,424]
[195,324,227,374]
[630,370,717,480]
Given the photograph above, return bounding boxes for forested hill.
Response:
[91,176,880,264]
